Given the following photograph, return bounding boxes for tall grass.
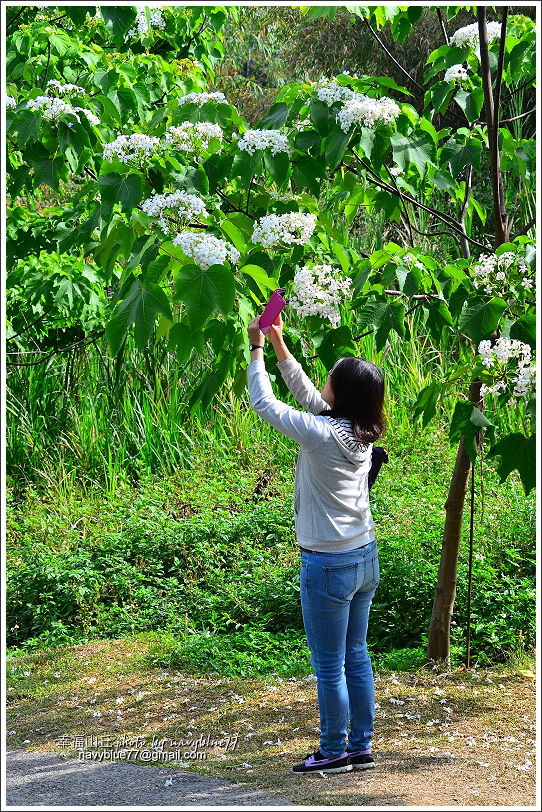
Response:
[6,303,474,496]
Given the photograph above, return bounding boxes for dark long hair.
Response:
[319,356,385,443]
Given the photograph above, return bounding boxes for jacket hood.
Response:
[325,416,371,464]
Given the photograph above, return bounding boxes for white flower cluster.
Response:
[251,212,317,248]
[478,338,535,402]
[471,252,533,296]
[127,6,166,38]
[6,96,16,109]
[26,95,100,125]
[141,190,208,233]
[103,133,160,164]
[164,122,223,154]
[289,264,352,327]
[444,64,470,84]
[389,165,403,177]
[315,79,355,106]
[46,79,85,96]
[172,232,240,270]
[237,129,291,156]
[178,91,227,106]
[337,94,400,132]
[450,21,502,49]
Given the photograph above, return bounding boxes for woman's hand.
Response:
[248,316,265,346]
[267,312,283,345]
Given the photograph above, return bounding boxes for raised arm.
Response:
[267,315,329,415]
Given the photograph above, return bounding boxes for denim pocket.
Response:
[371,554,380,586]
[323,562,359,599]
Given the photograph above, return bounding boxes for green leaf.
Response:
[256,102,289,129]
[239,264,278,292]
[60,6,96,26]
[220,219,245,254]
[313,326,357,368]
[308,6,339,18]
[509,313,536,348]
[390,131,435,178]
[182,165,209,195]
[168,322,194,364]
[263,151,290,186]
[454,87,485,123]
[331,243,350,273]
[12,109,41,147]
[487,433,536,495]
[106,277,173,355]
[324,128,351,169]
[458,297,507,343]
[449,402,494,462]
[98,173,143,214]
[174,263,236,329]
[412,381,441,428]
[32,153,68,191]
[429,81,454,113]
[440,136,482,174]
[359,299,405,351]
[310,99,335,135]
[100,6,137,40]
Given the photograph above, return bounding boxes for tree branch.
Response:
[347,154,491,251]
[493,7,508,117]
[478,7,509,246]
[362,17,425,93]
[41,41,51,90]
[499,107,535,124]
[436,8,450,45]
[511,215,536,240]
[7,8,26,31]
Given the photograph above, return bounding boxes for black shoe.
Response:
[346,749,375,770]
[292,749,352,774]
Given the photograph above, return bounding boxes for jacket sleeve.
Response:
[247,359,326,449]
[275,356,329,415]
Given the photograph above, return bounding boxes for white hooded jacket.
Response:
[247,356,375,552]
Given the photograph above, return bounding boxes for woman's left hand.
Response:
[248,316,265,346]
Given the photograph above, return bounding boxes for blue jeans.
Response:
[300,539,380,757]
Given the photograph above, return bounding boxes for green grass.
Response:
[6,413,535,672]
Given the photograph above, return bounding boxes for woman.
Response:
[247,312,385,775]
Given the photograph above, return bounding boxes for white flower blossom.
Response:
[470,251,533,296]
[444,64,470,84]
[6,95,17,109]
[73,107,100,126]
[251,212,317,248]
[172,231,240,269]
[128,6,166,38]
[237,129,291,156]
[389,166,403,177]
[178,91,227,106]
[26,95,100,125]
[337,93,400,132]
[164,122,223,155]
[450,21,502,49]
[46,79,86,96]
[478,338,535,400]
[142,190,209,233]
[103,133,160,164]
[315,78,355,106]
[289,263,352,328]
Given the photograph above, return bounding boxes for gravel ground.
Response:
[5,748,300,808]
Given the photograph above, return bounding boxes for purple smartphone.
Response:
[259,288,286,334]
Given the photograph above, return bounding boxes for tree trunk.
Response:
[426,380,482,663]
[426,9,510,665]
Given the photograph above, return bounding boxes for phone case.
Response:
[259,288,286,334]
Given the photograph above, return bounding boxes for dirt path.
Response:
[6,638,537,807]
[5,748,299,807]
